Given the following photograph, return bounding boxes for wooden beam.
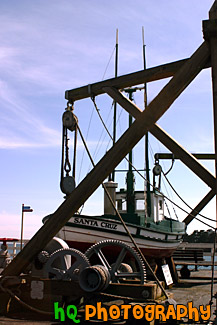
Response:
[208,3,217,227]
[183,189,215,225]
[65,58,210,102]
[154,153,215,160]
[2,41,210,277]
[103,86,215,189]
[103,86,142,118]
[200,2,217,227]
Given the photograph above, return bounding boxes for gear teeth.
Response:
[45,248,90,280]
[85,239,146,283]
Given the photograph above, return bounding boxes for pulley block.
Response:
[60,175,76,195]
[62,111,78,132]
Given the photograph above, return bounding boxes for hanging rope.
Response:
[164,156,175,176]
[72,125,77,179]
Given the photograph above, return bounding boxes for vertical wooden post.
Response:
[166,256,179,284]
[207,2,217,228]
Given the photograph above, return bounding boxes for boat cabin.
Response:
[103,181,165,223]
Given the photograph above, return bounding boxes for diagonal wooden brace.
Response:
[183,189,216,225]
[103,86,216,190]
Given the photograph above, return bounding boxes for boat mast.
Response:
[125,88,136,214]
[111,29,119,182]
[143,27,151,217]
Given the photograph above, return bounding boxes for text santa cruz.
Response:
[74,217,117,230]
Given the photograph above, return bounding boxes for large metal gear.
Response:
[85,240,146,284]
[44,248,90,280]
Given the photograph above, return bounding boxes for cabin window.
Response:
[159,200,163,210]
[117,200,122,210]
[137,199,144,210]
[117,199,126,211]
[122,201,127,211]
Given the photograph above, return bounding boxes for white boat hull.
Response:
[56,215,184,259]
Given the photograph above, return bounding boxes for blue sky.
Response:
[0,0,215,239]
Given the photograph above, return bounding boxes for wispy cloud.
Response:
[0,78,61,148]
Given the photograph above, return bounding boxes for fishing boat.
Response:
[51,184,186,259]
[43,34,186,262]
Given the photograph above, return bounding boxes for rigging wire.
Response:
[101,45,116,81]
[76,43,116,207]
[89,98,124,170]
[87,100,114,172]
[105,102,125,151]
[89,97,217,230]
[162,170,216,223]
[164,200,172,219]
[85,43,116,171]
[92,97,112,141]
[115,107,128,172]
[78,105,95,183]
[128,156,216,229]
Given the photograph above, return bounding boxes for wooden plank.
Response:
[103,86,216,189]
[65,58,210,102]
[2,41,210,277]
[105,282,162,300]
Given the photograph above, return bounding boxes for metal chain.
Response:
[64,127,71,176]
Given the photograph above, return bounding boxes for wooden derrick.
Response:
[2,2,217,277]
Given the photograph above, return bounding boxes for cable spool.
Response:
[79,265,110,292]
